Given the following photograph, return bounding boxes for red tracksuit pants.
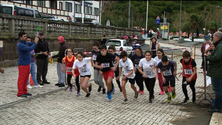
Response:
[17,65,30,96]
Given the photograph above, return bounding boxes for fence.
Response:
[0,14,142,39]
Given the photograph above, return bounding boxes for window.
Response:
[75,4,81,13]
[50,0,57,9]
[66,2,72,12]
[17,8,25,16]
[123,40,130,46]
[74,4,77,12]
[25,9,33,17]
[106,41,121,46]
[0,6,13,15]
[84,6,88,14]
[26,0,32,5]
[35,10,41,18]
[94,8,99,16]
[89,7,92,15]
[37,1,45,7]
[59,2,63,10]
[14,0,24,3]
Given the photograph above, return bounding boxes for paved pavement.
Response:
[0,41,214,125]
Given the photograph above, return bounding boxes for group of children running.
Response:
[62,43,197,103]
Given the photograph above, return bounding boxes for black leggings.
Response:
[67,74,80,92]
[114,69,121,91]
[182,77,196,100]
[135,71,144,91]
[144,77,156,99]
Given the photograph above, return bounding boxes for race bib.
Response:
[163,69,172,76]
[101,63,110,68]
[145,71,152,76]
[80,64,87,72]
[93,54,97,61]
[184,69,193,75]
[66,67,72,73]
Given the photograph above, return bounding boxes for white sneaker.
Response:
[35,85,43,88]
[27,84,32,89]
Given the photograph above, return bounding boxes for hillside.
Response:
[101,1,222,33]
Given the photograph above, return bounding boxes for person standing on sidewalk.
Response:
[35,32,50,85]
[131,47,144,95]
[180,51,197,103]
[149,37,160,58]
[158,55,177,103]
[91,43,106,94]
[201,38,211,69]
[26,36,43,89]
[117,51,138,102]
[205,31,222,113]
[50,36,67,87]
[138,51,158,103]
[17,32,38,97]
[95,45,119,101]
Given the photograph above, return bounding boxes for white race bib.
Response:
[66,67,72,72]
[184,69,193,75]
[101,63,110,68]
[93,54,97,61]
[163,69,172,76]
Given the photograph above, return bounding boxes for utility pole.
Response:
[128,0,131,29]
[146,0,149,38]
[179,0,182,39]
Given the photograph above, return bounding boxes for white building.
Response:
[0,0,100,22]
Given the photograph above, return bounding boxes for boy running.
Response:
[180,51,197,103]
[117,51,138,102]
[95,45,119,101]
[157,55,177,103]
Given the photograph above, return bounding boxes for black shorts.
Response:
[123,76,135,84]
[163,79,175,87]
[80,75,91,78]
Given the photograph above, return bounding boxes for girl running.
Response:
[131,47,144,95]
[62,48,80,95]
[117,51,138,102]
[138,51,158,103]
[72,52,92,97]
[154,49,171,95]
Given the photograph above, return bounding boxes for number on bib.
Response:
[66,67,72,72]
[184,69,193,75]
[93,54,97,61]
[101,63,110,68]
[163,69,172,76]
[145,71,152,76]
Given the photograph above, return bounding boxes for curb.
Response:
[209,113,222,125]
[0,79,94,110]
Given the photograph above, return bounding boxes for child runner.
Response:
[108,45,122,92]
[91,43,106,94]
[131,47,144,95]
[138,51,158,103]
[95,45,119,101]
[154,49,171,95]
[180,50,197,103]
[62,48,80,95]
[72,52,92,97]
[117,51,138,102]
[158,55,177,103]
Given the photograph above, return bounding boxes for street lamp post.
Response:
[128,0,131,29]
[179,0,182,40]
[145,0,149,39]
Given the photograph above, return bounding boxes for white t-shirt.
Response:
[72,57,91,76]
[154,56,161,73]
[119,58,135,79]
[138,58,157,78]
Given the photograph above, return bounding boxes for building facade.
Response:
[0,0,100,22]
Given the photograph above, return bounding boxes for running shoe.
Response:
[85,93,91,97]
[183,98,189,104]
[102,88,106,94]
[167,96,171,103]
[98,86,101,92]
[76,91,80,96]
[134,91,138,98]
[69,87,72,92]
[89,84,92,92]
[149,98,153,103]
[27,84,32,89]
[124,98,128,102]
[172,92,176,99]
[107,92,112,101]
[159,91,164,95]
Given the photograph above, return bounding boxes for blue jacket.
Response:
[17,40,37,66]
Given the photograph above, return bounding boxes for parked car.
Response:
[0,4,51,19]
[105,39,133,55]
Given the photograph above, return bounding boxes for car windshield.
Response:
[106,40,121,46]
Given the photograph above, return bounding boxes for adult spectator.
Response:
[205,31,222,113]
[35,32,50,85]
[201,38,211,69]
[17,32,38,97]
[149,36,160,58]
[50,36,68,87]
[101,35,107,45]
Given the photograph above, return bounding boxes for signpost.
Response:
[156,16,160,25]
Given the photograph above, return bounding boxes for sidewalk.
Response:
[0,41,216,125]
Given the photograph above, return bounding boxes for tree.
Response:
[182,23,191,38]
[190,14,204,41]
[209,21,219,39]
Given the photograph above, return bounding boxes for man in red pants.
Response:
[17,32,38,97]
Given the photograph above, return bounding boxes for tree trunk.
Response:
[196,28,199,37]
